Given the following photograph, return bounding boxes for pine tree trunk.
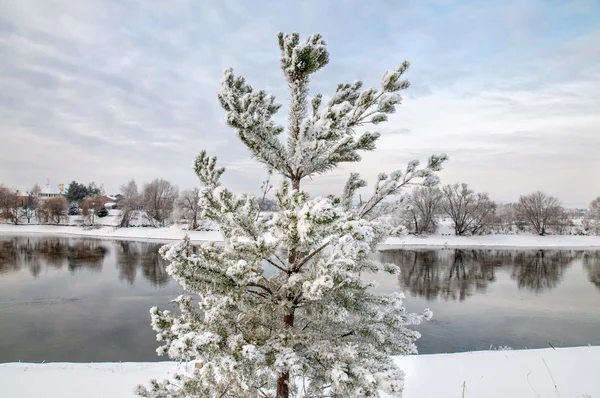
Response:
[278,176,300,398]
[277,311,294,398]
[292,177,300,191]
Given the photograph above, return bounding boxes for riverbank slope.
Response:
[2,223,600,248]
[1,346,598,398]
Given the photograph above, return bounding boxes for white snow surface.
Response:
[1,346,598,398]
[2,223,600,248]
[0,224,222,243]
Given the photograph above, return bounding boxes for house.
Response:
[102,195,119,209]
[39,182,66,200]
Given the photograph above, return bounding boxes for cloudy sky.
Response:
[1,0,598,206]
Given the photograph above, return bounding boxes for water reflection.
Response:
[116,241,140,284]
[1,237,599,360]
[116,241,170,287]
[0,237,107,275]
[583,251,600,289]
[381,249,500,301]
[380,248,587,300]
[510,250,571,292]
[0,236,169,286]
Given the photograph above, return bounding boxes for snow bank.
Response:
[392,346,599,398]
[385,233,600,249]
[1,346,597,398]
[2,223,600,248]
[0,224,222,243]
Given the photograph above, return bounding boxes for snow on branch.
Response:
[357,153,449,219]
[217,69,290,176]
[193,151,265,241]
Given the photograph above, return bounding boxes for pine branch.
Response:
[247,289,268,299]
[293,241,329,272]
[247,282,274,296]
[266,258,289,273]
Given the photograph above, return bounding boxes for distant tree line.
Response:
[117,178,278,230]
[396,184,600,236]
[5,178,597,235]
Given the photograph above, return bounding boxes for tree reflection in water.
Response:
[115,241,170,286]
[510,250,572,292]
[67,242,107,272]
[3,237,597,292]
[583,251,600,289]
[400,250,441,300]
[0,236,170,286]
[440,250,497,300]
[0,237,108,276]
[0,238,21,274]
[116,241,140,284]
[380,248,585,300]
[380,249,499,301]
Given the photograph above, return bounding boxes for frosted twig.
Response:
[527,372,540,398]
[542,358,561,398]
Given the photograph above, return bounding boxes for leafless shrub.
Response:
[39,196,68,224]
[80,196,105,226]
[489,203,518,234]
[20,193,39,223]
[0,186,20,224]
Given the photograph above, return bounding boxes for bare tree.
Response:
[20,193,39,223]
[80,196,105,226]
[30,183,42,195]
[516,191,565,235]
[177,188,201,230]
[39,196,68,224]
[142,178,178,227]
[0,186,20,224]
[490,203,518,234]
[0,186,21,225]
[441,183,497,235]
[118,180,141,227]
[586,197,600,235]
[400,187,442,234]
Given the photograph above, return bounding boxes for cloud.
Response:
[0,0,598,207]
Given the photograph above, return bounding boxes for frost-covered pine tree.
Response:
[137,32,447,398]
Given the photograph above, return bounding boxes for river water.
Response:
[0,235,598,362]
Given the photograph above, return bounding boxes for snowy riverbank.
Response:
[2,346,598,398]
[2,223,600,248]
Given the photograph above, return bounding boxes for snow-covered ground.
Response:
[0,224,222,243]
[1,346,597,398]
[2,223,600,248]
[385,233,600,248]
